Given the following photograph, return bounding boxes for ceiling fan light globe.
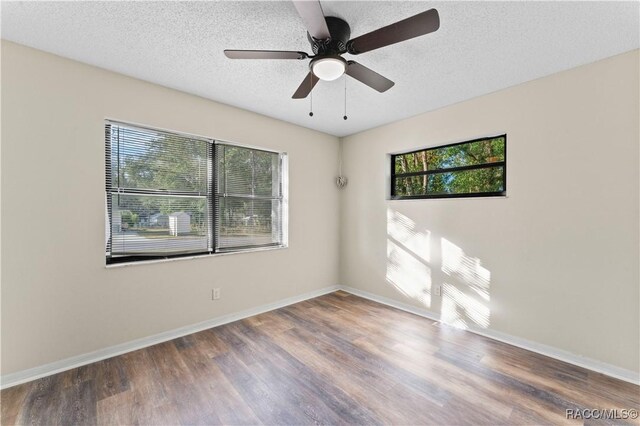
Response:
[312,57,346,81]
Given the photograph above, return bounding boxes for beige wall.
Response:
[0,41,340,375]
[2,39,638,377]
[340,50,640,373]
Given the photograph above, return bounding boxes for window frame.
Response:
[105,120,288,265]
[390,134,507,200]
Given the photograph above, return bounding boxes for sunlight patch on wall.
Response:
[441,238,491,328]
[386,209,432,308]
[442,283,490,329]
[441,238,490,301]
[387,210,430,263]
[385,212,492,325]
[387,240,432,307]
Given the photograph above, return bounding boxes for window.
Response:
[105,121,286,264]
[215,144,284,251]
[390,135,506,199]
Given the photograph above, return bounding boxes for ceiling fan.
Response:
[224,1,440,99]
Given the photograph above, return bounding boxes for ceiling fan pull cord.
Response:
[343,76,348,120]
[309,77,314,117]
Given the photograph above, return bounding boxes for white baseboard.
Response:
[340,285,640,386]
[3,284,638,389]
[0,285,340,390]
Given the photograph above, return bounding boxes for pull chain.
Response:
[343,76,348,120]
[309,76,314,117]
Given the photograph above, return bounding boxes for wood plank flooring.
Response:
[2,291,639,425]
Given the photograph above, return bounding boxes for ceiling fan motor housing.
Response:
[307,16,351,56]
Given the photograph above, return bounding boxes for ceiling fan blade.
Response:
[292,0,330,40]
[224,50,308,60]
[347,9,439,55]
[292,71,320,99]
[346,61,394,93]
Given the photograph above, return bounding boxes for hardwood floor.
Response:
[2,291,639,425]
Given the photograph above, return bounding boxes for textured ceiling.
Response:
[2,1,638,137]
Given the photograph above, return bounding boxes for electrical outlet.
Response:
[434,286,441,297]
[212,288,221,300]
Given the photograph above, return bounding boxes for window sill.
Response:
[387,195,509,201]
[105,244,288,269]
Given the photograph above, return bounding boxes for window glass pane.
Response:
[217,145,280,197]
[253,149,280,197]
[111,126,209,193]
[394,136,505,174]
[218,145,252,194]
[109,193,209,255]
[428,137,505,169]
[216,197,282,249]
[394,152,429,174]
[393,175,428,197]
[394,166,505,197]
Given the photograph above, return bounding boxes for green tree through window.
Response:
[391,135,506,199]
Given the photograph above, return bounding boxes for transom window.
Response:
[105,121,287,264]
[390,135,506,199]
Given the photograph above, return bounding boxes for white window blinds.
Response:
[106,123,212,258]
[105,121,286,264]
[215,144,284,250]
